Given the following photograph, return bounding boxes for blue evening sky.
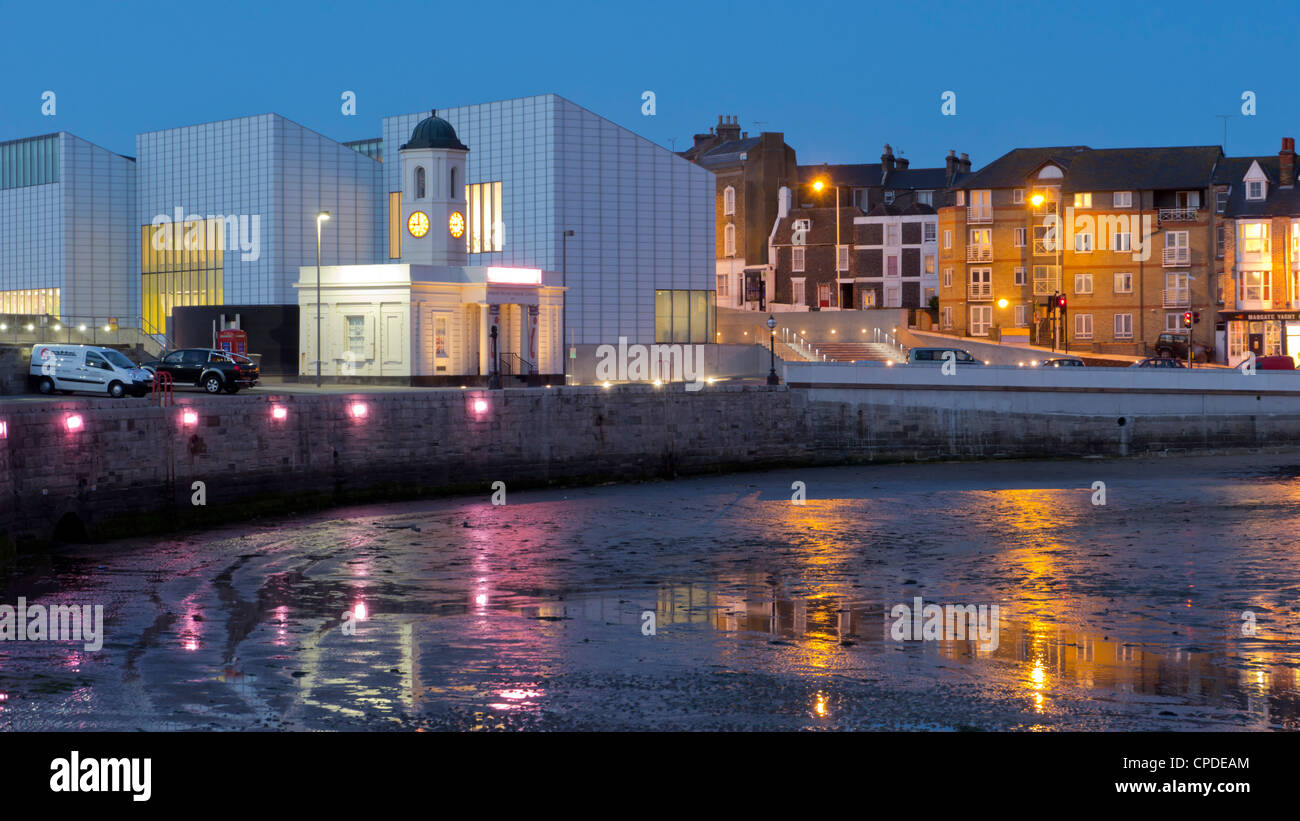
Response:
[0,0,1292,168]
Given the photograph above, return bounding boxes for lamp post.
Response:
[315,211,330,388]
[562,229,574,384]
[488,325,500,390]
[766,314,779,385]
[813,178,842,308]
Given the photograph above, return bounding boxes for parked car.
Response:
[1038,356,1085,367]
[907,347,982,366]
[1153,332,1210,363]
[1256,355,1296,370]
[144,348,260,394]
[1130,357,1185,368]
[29,344,153,398]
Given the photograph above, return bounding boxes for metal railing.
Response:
[499,352,535,376]
[966,245,993,262]
[968,282,993,300]
[0,314,171,357]
[967,206,993,223]
[1162,288,1190,308]
[1162,247,1190,266]
[1158,207,1200,222]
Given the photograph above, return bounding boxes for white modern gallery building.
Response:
[0,95,716,381]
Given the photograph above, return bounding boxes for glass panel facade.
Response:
[388,192,401,259]
[464,181,504,253]
[0,134,59,190]
[654,289,715,343]
[0,288,60,315]
[140,221,224,334]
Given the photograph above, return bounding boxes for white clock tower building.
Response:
[399,110,469,267]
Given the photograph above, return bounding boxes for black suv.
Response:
[1153,332,1210,363]
[146,348,260,394]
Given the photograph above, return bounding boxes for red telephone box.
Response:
[217,329,248,356]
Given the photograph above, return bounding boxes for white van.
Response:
[29,344,153,398]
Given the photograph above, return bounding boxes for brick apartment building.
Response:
[680,115,798,309]
[769,146,970,310]
[937,145,1223,356]
[1214,137,1300,366]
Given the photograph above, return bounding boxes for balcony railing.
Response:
[1159,207,1200,222]
[967,282,992,300]
[967,206,993,223]
[1033,239,1059,256]
[966,245,992,262]
[1162,247,1190,266]
[1162,287,1190,308]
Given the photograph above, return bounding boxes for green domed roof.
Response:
[401,111,468,151]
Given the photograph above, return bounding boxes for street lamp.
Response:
[766,314,779,385]
[315,211,330,388]
[814,177,843,308]
[488,325,501,390]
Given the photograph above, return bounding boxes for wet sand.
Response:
[3,450,1299,730]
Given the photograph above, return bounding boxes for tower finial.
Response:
[431,108,437,118]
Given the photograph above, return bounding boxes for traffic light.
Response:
[1193,311,1201,324]
[1056,295,1067,313]
[1182,311,1192,328]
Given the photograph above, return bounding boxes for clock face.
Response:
[448,211,465,239]
[407,211,430,238]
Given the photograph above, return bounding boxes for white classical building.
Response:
[296,113,563,383]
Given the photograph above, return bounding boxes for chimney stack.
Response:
[717,114,741,142]
[881,143,895,172]
[1281,137,1296,188]
[945,149,959,183]
[959,152,971,173]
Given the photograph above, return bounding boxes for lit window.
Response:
[1074,192,1092,208]
[465,181,504,253]
[1240,222,1269,254]
[346,316,366,359]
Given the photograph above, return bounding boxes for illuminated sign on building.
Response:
[486,267,542,285]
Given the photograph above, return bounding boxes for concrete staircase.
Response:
[805,341,905,363]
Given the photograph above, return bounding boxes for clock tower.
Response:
[399,110,469,267]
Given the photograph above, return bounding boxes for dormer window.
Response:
[1244,160,1268,201]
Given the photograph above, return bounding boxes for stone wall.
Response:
[3,382,1300,547]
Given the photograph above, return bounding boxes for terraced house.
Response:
[1214,137,1300,366]
[937,145,1222,356]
